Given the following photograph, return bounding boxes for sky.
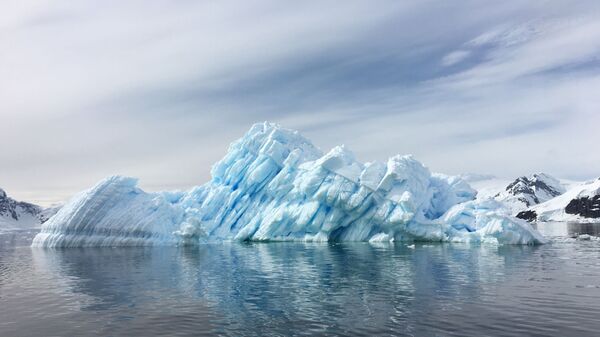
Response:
[2,1,600,206]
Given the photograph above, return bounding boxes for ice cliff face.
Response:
[32,123,546,247]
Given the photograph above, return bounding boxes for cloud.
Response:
[441,50,471,66]
[1,1,600,205]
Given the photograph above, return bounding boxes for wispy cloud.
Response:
[441,50,471,66]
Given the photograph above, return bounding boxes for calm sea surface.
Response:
[1,223,600,337]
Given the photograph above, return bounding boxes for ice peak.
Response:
[237,122,321,164]
[314,145,363,182]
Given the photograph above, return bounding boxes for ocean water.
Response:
[1,224,600,337]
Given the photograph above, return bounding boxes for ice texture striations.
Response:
[32,123,546,247]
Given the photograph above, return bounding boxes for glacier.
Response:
[32,122,546,247]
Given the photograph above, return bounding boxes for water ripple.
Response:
[1,228,600,336]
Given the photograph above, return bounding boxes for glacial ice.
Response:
[32,122,547,247]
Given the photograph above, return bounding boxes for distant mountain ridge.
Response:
[0,188,59,230]
[466,173,567,214]
[499,173,566,208]
[464,173,600,223]
[525,178,600,222]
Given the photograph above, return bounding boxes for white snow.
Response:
[0,188,59,231]
[465,176,511,201]
[531,178,600,223]
[32,122,547,247]
[465,173,572,214]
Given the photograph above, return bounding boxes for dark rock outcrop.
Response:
[565,195,600,218]
[516,210,537,222]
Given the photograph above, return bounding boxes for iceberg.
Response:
[32,122,546,247]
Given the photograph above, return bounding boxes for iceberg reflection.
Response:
[30,243,540,336]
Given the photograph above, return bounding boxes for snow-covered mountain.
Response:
[522,178,600,223]
[465,173,570,213]
[464,173,600,223]
[0,188,60,230]
[494,173,568,213]
[32,122,545,247]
